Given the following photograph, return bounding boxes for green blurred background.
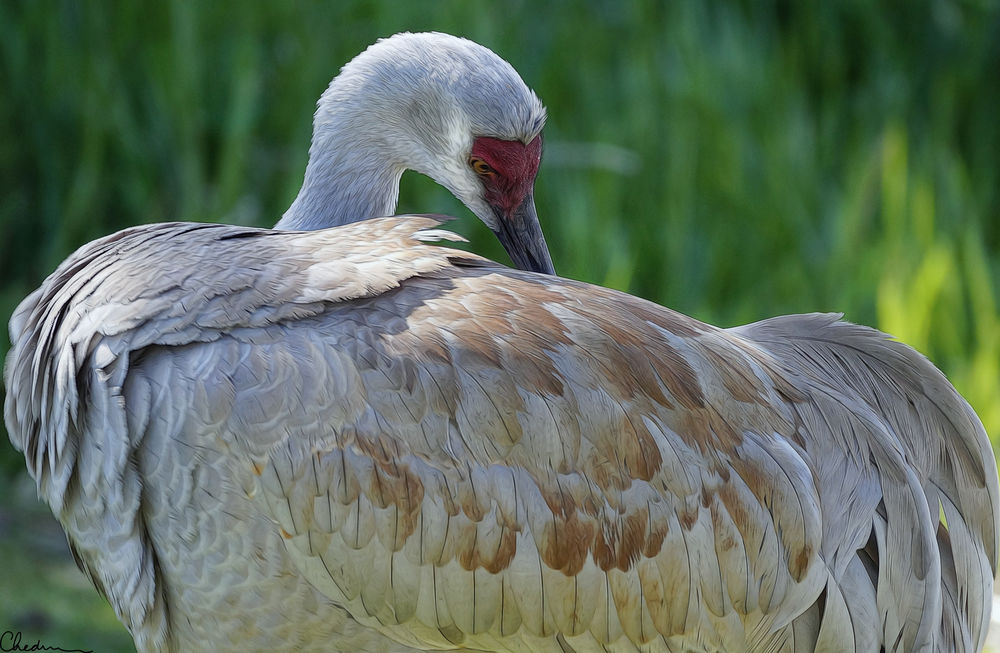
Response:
[1,1,998,651]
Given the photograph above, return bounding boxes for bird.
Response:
[5,214,997,653]
[4,33,998,653]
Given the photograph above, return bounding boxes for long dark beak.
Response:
[491,192,556,275]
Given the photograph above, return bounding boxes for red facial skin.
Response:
[470,136,542,214]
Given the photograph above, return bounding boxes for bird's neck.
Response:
[276,120,405,231]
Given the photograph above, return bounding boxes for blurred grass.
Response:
[1,1,998,651]
[0,474,134,652]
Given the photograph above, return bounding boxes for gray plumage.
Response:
[5,217,997,652]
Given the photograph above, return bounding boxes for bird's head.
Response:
[295,32,554,275]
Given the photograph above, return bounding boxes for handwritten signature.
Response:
[0,631,93,653]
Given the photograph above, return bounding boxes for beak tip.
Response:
[490,195,555,276]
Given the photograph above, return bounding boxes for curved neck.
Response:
[276,116,405,231]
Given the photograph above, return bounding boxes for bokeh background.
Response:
[1,2,998,651]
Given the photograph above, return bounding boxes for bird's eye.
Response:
[470,158,496,178]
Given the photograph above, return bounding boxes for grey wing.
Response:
[734,312,1000,653]
[3,216,473,652]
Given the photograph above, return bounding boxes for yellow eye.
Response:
[470,158,496,177]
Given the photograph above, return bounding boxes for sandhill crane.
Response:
[4,34,998,653]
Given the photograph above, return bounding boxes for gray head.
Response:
[278,32,554,274]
